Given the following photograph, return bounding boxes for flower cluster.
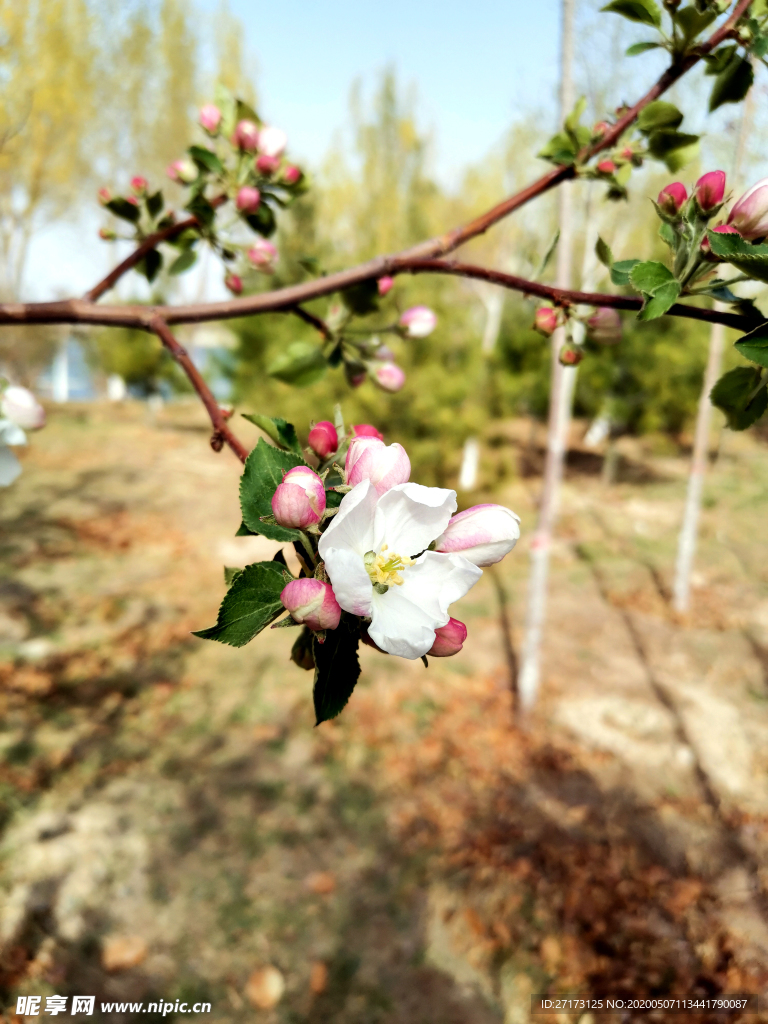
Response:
[196,413,519,722]
[0,384,46,487]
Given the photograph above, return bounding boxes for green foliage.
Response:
[734,324,768,368]
[312,614,362,725]
[267,342,327,387]
[601,0,662,27]
[637,102,683,132]
[625,40,662,55]
[708,51,754,112]
[707,230,768,282]
[629,261,680,320]
[710,367,768,429]
[241,415,302,454]
[192,561,286,646]
[239,439,305,542]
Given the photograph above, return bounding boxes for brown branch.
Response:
[149,315,249,464]
[290,305,333,340]
[85,195,228,303]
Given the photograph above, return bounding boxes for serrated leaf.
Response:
[638,101,684,132]
[629,260,675,293]
[734,323,768,368]
[146,190,164,220]
[595,236,614,268]
[235,521,255,536]
[189,145,224,175]
[267,342,327,387]
[602,0,661,26]
[312,613,361,724]
[647,129,699,171]
[242,413,302,454]
[709,53,754,112]
[239,438,305,541]
[637,280,681,319]
[168,249,197,275]
[224,566,243,587]
[626,40,661,54]
[659,221,676,248]
[611,258,641,286]
[711,365,768,429]
[245,203,276,237]
[137,248,162,282]
[192,561,286,646]
[706,231,768,282]
[105,197,140,223]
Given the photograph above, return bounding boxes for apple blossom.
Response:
[199,103,222,134]
[597,159,616,175]
[428,617,467,657]
[233,119,260,151]
[373,362,406,393]
[236,186,261,214]
[695,170,725,213]
[1,386,46,430]
[318,480,482,659]
[727,177,768,240]
[256,154,280,175]
[308,421,338,459]
[280,578,341,632]
[130,176,148,195]
[345,437,410,495]
[271,466,326,528]
[435,503,520,567]
[534,307,558,336]
[352,424,384,441]
[377,276,394,296]
[167,159,197,184]
[247,239,278,272]
[586,306,622,345]
[657,182,687,216]
[258,125,287,159]
[399,306,437,338]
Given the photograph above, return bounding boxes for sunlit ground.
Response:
[1,401,767,1023]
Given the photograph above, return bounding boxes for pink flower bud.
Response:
[130,176,148,195]
[559,344,583,366]
[247,239,277,272]
[701,223,741,254]
[99,227,117,241]
[695,170,726,213]
[308,421,338,459]
[428,617,467,657]
[586,306,622,345]
[399,306,437,338]
[236,186,261,214]
[97,187,112,205]
[256,154,280,175]
[225,273,243,295]
[233,120,260,151]
[282,164,302,185]
[657,181,687,216]
[271,465,326,528]
[620,146,634,160]
[352,424,384,441]
[593,121,611,137]
[1,386,46,430]
[345,437,410,495]
[597,159,617,175]
[377,276,394,296]
[727,176,768,240]
[280,578,341,632]
[257,125,287,159]
[435,504,520,567]
[126,196,139,206]
[199,103,222,134]
[348,371,367,388]
[167,159,197,184]
[534,307,558,336]
[373,361,405,393]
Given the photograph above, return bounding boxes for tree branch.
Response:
[149,315,249,463]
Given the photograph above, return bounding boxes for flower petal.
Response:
[368,588,440,659]
[400,551,482,622]
[318,479,378,560]
[322,546,373,617]
[0,445,21,487]
[374,483,457,557]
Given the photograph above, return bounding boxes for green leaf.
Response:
[706,230,768,282]
[235,521,255,536]
[245,203,276,237]
[637,280,681,319]
[189,145,225,175]
[601,0,661,26]
[626,40,661,54]
[239,438,305,541]
[564,96,587,134]
[267,342,327,388]
[341,279,379,315]
[185,193,215,229]
[673,5,717,44]
[647,129,699,171]
[710,366,768,430]
[105,197,140,223]
[704,44,736,75]
[193,561,285,646]
[312,614,362,724]
[709,53,754,112]
[535,231,560,278]
[242,414,302,454]
[595,236,614,268]
[734,324,768,368]
[168,249,197,275]
[291,627,315,671]
[638,101,684,132]
[146,190,164,220]
[538,132,577,165]
[137,248,162,282]
[659,221,676,248]
[629,260,675,293]
[224,566,243,587]
[611,259,641,286]
[236,98,261,125]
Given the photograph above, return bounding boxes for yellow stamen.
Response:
[364,545,414,588]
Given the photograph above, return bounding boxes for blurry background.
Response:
[1,1,768,1021]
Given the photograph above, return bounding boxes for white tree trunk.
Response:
[518,0,576,713]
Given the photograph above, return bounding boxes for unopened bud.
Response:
[167,159,197,184]
[126,196,139,206]
[620,146,634,160]
[534,307,558,336]
[346,437,410,495]
[281,578,341,632]
[308,421,338,459]
[373,361,406,393]
[399,306,437,338]
[586,307,622,345]
[559,344,583,366]
[428,617,467,657]
[97,187,112,205]
[233,119,260,151]
[99,227,117,241]
[1,386,46,430]
[236,186,261,214]
[282,164,302,185]
[256,154,280,176]
[435,504,520,566]
[271,466,326,528]
[352,423,384,441]
[377,276,394,296]
[597,159,617,175]
[657,181,688,216]
[728,176,768,240]
[225,273,243,295]
[130,176,148,196]
[247,239,277,273]
[593,121,611,137]
[257,125,287,159]
[695,170,726,213]
[199,103,222,134]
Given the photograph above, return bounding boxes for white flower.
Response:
[318,479,482,659]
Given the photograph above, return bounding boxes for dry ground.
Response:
[0,401,767,1024]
